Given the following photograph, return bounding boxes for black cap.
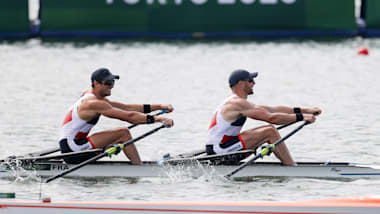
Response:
[91,68,120,83]
[229,69,258,88]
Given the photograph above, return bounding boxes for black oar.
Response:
[165,149,256,165]
[16,149,103,162]
[1,147,61,163]
[276,121,297,130]
[224,120,310,179]
[29,147,61,157]
[45,124,167,183]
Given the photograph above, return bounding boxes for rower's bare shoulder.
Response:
[82,98,111,111]
[222,98,250,116]
[228,97,254,109]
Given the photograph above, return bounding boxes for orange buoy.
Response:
[358,47,369,55]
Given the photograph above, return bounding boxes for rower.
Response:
[59,68,174,164]
[206,69,321,166]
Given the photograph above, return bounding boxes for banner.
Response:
[40,0,356,37]
[365,0,380,29]
[0,1,29,37]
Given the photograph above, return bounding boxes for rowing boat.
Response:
[1,158,380,180]
[1,144,380,180]
[1,197,380,214]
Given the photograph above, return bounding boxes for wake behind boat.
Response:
[1,149,380,180]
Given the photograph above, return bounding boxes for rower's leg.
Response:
[89,127,142,165]
[240,125,296,166]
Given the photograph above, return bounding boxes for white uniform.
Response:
[207,95,247,154]
[60,91,99,152]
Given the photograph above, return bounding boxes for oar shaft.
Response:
[105,124,166,156]
[18,149,103,161]
[45,124,166,183]
[224,153,262,179]
[45,152,107,183]
[225,121,310,179]
[274,121,309,147]
[35,148,60,156]
[276,121,296,130]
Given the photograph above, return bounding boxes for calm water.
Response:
[1,38,380,202]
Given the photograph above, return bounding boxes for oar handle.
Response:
[277,111,318,130]
[274,121,310,147]
[127,109,168,129]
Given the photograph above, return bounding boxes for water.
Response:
[1,38,380,202]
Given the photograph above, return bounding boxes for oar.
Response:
[165,149,256,165]
[1,147,61,163]
[224,120,310,179]
[29,147,61,157]
[15,149,103,162]
[45,124,167,183]
[276,121,297,130]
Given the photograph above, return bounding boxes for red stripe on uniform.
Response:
[221,135,236,144]
[62,109,73,126]
[208,112,217,130]
[75,132,89,139]
[87,137,96,149]
[238,133,247,150]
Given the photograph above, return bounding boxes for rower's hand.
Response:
[310,107,322,116]
[304,114,316,124]
[156,116,174,127]
[161,104,174,113]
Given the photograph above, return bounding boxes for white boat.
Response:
[1,158,380,180]
[1,197,380,214]
[1,147,380,180]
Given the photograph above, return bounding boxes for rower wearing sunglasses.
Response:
[59,68,174,165]
[206,69,321,166]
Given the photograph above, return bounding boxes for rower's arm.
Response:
[237,101,306,125]
[242,107,297,125]
[89,100,167,124]
[107,100,173,113]
[258,105,294,114]
[258,105,322,116]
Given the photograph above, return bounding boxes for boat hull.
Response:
[1,160,380,179]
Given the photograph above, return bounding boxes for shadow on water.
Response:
[63,177,141,186]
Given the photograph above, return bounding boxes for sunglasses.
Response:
[102,79,115,86]
[246,78,255,84]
